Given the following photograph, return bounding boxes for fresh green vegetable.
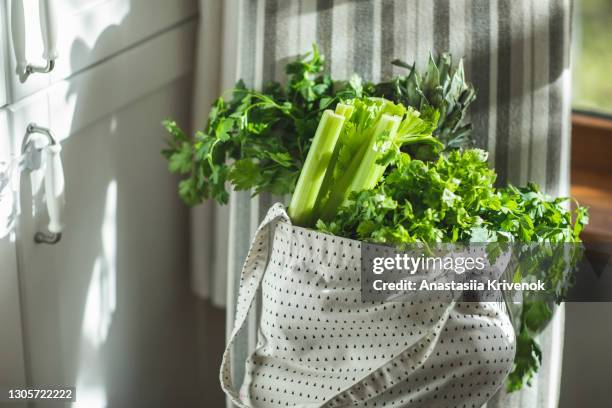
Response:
[288,110,345,226]
[316,149,588,391]
[509,324,544,393]
[374,54,476,150]
[349,114,401,190]
[317,110,402,224]
[162,43,586,392]
[316,149,498,243]
[335,102,355,119]
[163,45,474,206]
[162,45,335,205]
[288,97,442,227]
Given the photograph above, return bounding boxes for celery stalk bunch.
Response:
[288,97,441,227]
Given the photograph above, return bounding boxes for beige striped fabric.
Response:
[223,1,573,407]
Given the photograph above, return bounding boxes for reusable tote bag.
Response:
[221,204,515,407]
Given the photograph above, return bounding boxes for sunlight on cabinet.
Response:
[0,162,16,240]
[61,0,129,49]
[82,179,117,347]
[74,179,117,408]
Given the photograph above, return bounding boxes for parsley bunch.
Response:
[163,45,336,204]
[317,149,588,391]
[317,149,498,243]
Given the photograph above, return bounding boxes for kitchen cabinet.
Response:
[2,0,198,103]
[0,108,27,408]
[0,2,207,406]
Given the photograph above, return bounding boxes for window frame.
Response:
[571,110,612,242]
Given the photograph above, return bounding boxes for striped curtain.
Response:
[195,0,573,406]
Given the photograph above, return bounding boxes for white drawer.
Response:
[3,0,198,104]
[6,19,197,144]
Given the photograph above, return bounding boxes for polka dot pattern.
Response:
[221,204,515,407]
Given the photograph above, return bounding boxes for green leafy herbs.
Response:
[317,149,586,249]
[507,323,544,393]
[162,43,588,393]
[372,53,476,150]
[163,45,474,206]
[163,45,334,205]
[316,148,588,392]
[316,149,499,244]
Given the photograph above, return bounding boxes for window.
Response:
[573,0,612,116]
[571,0,612,242]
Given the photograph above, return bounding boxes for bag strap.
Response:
[220,203,291,407]
[319,300,456,407]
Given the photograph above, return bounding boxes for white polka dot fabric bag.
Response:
[221,203,516,407]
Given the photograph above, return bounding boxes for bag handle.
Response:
[220,203,293,407]
[319,300,456,406]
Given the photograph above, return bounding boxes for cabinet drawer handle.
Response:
[10,0,59,82]
[21,124,64,245]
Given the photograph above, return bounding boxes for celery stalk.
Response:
[288,110,345,226]
[350,114,400,191]
[319,114,400,221]
[309,103,355,221]
[335,103,355,119]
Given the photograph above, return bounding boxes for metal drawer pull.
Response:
[10,0,59,81]
[21,124,64,244]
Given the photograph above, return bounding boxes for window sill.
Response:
[571,112,612,242]
[571,169,612,242]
